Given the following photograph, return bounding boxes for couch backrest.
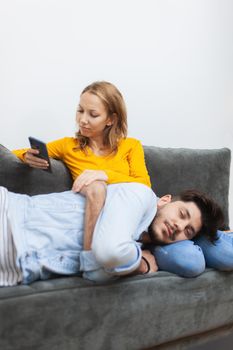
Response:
[0,144,231,229]
[144,146,231,229]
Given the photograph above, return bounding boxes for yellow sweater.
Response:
[12,137,151,187]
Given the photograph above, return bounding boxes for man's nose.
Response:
[175,219,188,233]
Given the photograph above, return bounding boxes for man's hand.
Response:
[72,170,108,192]
[130,250,158,275]
[141,250,158,273]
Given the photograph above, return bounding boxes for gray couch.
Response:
[0,144,232,350]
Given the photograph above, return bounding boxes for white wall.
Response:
[1,0,233,226]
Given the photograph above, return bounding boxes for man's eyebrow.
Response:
[184,208,197,236]
[185,208,191,219]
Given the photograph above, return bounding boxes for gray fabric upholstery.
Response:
[1,144,230,227]
[0,144,73,195]
[144,146,231,229]
[0,144,232,350]
[1,270,233,350]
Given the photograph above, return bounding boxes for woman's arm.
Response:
[12,138,66,169]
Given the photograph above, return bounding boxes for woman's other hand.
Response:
[24,148,49,170]
[72,170,108,192]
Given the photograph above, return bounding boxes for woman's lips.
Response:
[80,126,90,131]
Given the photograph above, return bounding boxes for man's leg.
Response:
[194,230,233,271]
[151,240,206,277]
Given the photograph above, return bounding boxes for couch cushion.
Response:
[1,270,233,350]
[144,146,231,229]
[0,144,73,195]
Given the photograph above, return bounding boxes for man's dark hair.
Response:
[173,189,224,242]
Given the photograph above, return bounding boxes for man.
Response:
[88,186,224,280]
[0,183,223,286]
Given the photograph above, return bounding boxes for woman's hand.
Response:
[24,148,49,170]
[72,170,108,192]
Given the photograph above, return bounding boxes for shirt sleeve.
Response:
[104,140,151,187]
[80,183,157,282]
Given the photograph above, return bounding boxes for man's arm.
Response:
[79,181,107,250]
[80,183,157,281]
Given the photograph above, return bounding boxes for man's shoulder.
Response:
[107,183,157,202]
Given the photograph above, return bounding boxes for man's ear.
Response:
[157,194,172,209]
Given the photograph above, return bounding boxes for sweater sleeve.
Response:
[12,138,67,162]
[104,140,151,187]
[12,148,28,162]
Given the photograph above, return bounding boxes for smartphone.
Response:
[28,136,52,172]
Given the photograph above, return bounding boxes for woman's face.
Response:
[76,92,112,140]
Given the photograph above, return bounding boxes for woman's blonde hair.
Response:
[75,81,127,153]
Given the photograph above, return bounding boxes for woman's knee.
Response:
[152,241,206,277]
[195,231,233,271]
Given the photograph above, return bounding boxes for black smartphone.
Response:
[28,136,52,172]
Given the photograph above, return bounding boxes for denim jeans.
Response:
[195,231,233,271]
[151,231,233,277]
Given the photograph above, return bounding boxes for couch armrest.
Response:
[0,144,73,195]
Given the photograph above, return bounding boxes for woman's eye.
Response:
[77,109,83,113]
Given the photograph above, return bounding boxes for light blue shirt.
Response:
[7,183,157,284]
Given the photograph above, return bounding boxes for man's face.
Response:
[149,198,202,244]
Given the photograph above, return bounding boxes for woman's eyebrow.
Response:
[90,109,99,113]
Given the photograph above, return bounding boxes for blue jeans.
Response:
[152,231,233,277]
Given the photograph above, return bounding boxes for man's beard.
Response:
[147,223,167,245]
[148,211,177,245]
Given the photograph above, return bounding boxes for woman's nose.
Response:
[79,113,88,125]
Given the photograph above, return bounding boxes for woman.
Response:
[13,81,151,251]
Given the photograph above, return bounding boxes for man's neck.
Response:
[139,231,152,244]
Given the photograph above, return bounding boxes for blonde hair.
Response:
[75,81,128,153]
